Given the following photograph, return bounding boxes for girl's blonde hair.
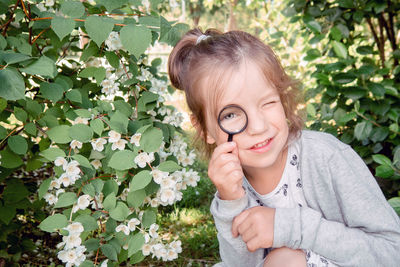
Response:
[168,28,304,158]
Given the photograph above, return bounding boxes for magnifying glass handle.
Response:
[227,134,233,142]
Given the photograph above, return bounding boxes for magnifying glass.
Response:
[217,104,248,142]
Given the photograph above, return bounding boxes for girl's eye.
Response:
[223,113,236,120]
[263,101,276,107]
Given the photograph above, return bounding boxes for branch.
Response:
[366,17,385,68]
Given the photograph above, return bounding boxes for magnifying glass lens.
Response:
[219,107,247,133]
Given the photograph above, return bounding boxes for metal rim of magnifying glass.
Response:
[217,104,248,135]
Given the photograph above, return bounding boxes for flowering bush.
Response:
[0,0,195,265]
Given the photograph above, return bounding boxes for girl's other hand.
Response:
[208,141,245,200]
[231,206,275,251]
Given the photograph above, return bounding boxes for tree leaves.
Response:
[0,68,25,100]
[20,56,56,78]
[85,16,114,47]
[39,214,68,233]
[108,150,137,170]
[51,17,75,40]
[120,24,152,59]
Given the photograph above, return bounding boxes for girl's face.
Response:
[204,60,289,175]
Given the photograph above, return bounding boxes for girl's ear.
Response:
[190,115,216,144]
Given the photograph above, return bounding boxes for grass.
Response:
[142,160,221,267]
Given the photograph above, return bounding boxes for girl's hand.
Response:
[231,206,275,252]
[208,141,245,200]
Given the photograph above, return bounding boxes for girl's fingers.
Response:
[210,141,237,161]
[232,209,250,237]
[240,225,257,243]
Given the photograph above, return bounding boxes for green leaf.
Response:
[110,110,129,133]
[388,197,400,216]
[72,154,93,169]
[0,149,23,168]
[114,100,133,117]
[0,68,25,100]
[38,178,51,200]
[60,1,85,18]
[109,201,130,221]
[97,0,128,11]
[0,205,16,225]
[128,233,145,257]
[306,20,321,33]
[332,41,348,59]
[20,56,56,78]
[102,180,118,197]
[372,154,392,166]
[66,89,82,103]
[159,22,189,46]
[375,165,394,178]
[83,238,100,251]
[130,170,152,191]
[14,107,27,122]
[101,244,118,261]
[120,24,152,59]
[55,192,77,208]
[354,121,373,141]
[306,103,316,117]
[40,147,66,161]
[158,161,181,172]
[108,150,136,170]
[40,82,64,103]
[26,99,43,117]
[105,51,120,69]
[90,119,104,136]
[141,209,156,228]
[0,35,6,50]
[82,183,96,197]
[1,51,30,64]
[8,135,28,155]
[51,17,75,40]
[69,124,93,142]
[79,67,106,85]
[3,179,30,203]
[103,192,117,211]
[75,214,98,232]
[127,189,146,208]
[39,214,68,233]
[140,127,163,152]
[85,16,114,47]
[48,125,72,144]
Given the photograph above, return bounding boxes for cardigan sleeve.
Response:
[210,191,266,267]
[272,146,400,267]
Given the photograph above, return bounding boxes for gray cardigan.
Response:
[211,130,400,267]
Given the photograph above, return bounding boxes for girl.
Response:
[168,28,400,267]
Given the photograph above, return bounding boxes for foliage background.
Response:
[0,0,399,266]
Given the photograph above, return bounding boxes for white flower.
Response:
[151,169,169,184]
[100,259,109,267]
[54,157,68,169]
[58,246,86,266]
[170,240,182,253]
[142,243,152,256]
[160,177,176,189]
[111,139,127,151]
[58,173,74,187]
[152,243,166,260]
[130,133,141,146]
[44,193,58,205]
[115,224,130,235]
[159,188,176,205]
[149,198,159,207]
[141,0,150,11]
[37,3,46,11]
[73,117,89,125]
[91,159,102,169]
[165,248,178,261]
[70,140,83,150]
[55,188,65,196]
[45,0,54,7]
[127,218,141,231]
[134,152,154,168]
[120,188,130,201]
[49,179,61,190]
[64,222,84,235]
[64,160,80,176]
[108,130,121,143]
[72,195,91,213]
[63,234,82,249]
[137,67,152,81]
[144,232,150,243]
[91,138,107,152]
[149,223,159,238]
[105,32,123,51]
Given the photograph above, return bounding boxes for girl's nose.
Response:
[246,110,268,135]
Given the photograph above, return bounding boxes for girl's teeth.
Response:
[254,139,269,148]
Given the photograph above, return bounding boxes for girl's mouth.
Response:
[250,137,273,152]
